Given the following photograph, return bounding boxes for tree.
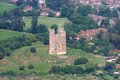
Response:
[79,37,88,50]
[101,19,110,28]
[11,17,25,32]
[36,32,49,45]
[24,9,40,16]
[98,6,111,17]
[104,62,115,71]
[36,24,48,33]
[64,65,84,74]
[68,13,97,28]
[46,0,60,10]
[0,12,24,31]
[16,0,24,6]
[12,8,24,17]
[31,0,38,8]
[51,24,58,33]
[2,11,12,19]
[48,11,55,17]
[110,34,120,49]
[85,44,96,53]
[68,12,81,24]
[31,16,38,33]
[60,4,69,17]
[77,5,92,16]
[69,31,76,38]
[114,21,120,35]
[49,65,84,74]
[116,57,120,64]
[46,0,70,11]
[74,58,88,65]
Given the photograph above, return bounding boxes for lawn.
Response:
[0,29,29,40]
[23,16,69,30]
[0,1,17,14]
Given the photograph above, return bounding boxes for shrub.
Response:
[0,51,4,60]
[30,47,36,53]
[104,62,115,71]
[5,52,11,56]
[85,67,95,73]
[0,70,16,76]
[49,65,84,74]
[74,58,88,65]
[43,39,49,45]
[4,48,12,56]
[19,66,25,70]
[28,64,34,69]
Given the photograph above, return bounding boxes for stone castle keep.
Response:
[49,26,66,55]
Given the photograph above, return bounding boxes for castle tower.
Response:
[49,26,66,55]
[49,29,55,54]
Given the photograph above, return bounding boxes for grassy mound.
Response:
[0,41,105,74]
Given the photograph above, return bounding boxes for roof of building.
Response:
[76,28,108,40]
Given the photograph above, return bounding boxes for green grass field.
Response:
[0,29,29,40]
[0,41,106,80]
[0,74,101,80]
[0,41,105,74]
[23,16,69,30]
[0,1,17,14]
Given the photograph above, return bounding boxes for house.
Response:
[10,0,18,3]
[40,7,49,16]
[38,0,45,5]
[88,14,106,26]
[105,57,117,62]
[114,49,120,57]
[40,12,49,16]
[114,49,120,53]
[39,6,61,17]
[88,14,117,27]
[54,12,61,17]
[23,0,32,2]
[116,64,120,69]
[76,28,108,41]
[79,0,101,6]
[114,72,120,75]
[23,6,33,12]
[78,0,120,8]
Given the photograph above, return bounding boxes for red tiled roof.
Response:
[10,0,18,3]
[116,64,120,68]
[76,28,108,40]
[24,6,33,12]
[114,49,120,52]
